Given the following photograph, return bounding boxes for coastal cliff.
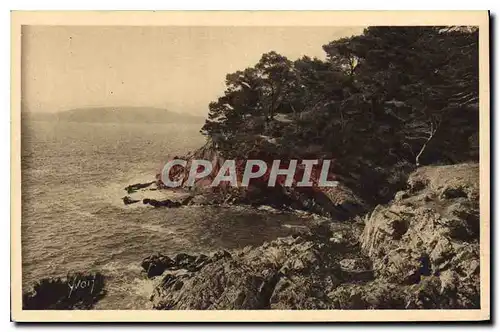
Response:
[142,163,480,309]
[130,26,481,309]
[22,26,481,311]
[124,139,367,220]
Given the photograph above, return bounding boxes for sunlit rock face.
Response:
[144,163,480,310]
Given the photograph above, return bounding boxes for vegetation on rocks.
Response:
[147,26,479,223]
[198,26,478,207]
[125,26,481,310]
[25,26,480,310]
[141,27,480,310]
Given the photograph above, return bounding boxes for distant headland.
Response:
[22,106,205,124]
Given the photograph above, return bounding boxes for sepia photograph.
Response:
[10,11,490,322]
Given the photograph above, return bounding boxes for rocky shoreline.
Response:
[139,163,480,309]
[22,163,480,310]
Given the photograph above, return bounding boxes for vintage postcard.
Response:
[11,11,490,322]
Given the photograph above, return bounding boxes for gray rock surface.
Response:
[143,163,480,309]
[360,163,480,308]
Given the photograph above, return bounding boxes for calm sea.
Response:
[21,121,310,309]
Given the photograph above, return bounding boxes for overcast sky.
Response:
[21,26,364,116]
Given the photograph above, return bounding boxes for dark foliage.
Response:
[200,26,479,204]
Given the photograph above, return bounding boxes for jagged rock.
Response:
[122,196,140,205]
[141,254,175,278]
[146,220,371,310]
[142,163,480,310]
[146,140,368,219]
[340,258,360,271]
[328,281,407,309]
[181,195,194,205]
[210,250,232,261]
[143,198,182,208]
[394,190,408,202]
[23,272,106,310]
[360,163,480,308]
[142,252,215,278]
[125,181,155,194]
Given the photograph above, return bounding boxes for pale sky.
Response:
[21,26,364,116]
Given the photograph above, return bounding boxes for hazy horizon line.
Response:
[20,104,208,117]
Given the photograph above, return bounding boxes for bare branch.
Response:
[415,118,440,167]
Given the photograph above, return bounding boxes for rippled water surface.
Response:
[21,121,311,309]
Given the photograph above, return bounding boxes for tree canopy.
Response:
[200,26,479,202]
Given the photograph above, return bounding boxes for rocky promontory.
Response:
[123,140,368,221]
[141,163,480,309]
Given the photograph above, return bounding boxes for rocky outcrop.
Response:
[146,222,369,310]
[122,196,140,205]
[126,140,367,220]
[141,252,212,278]
[143,198,183,208]
[125,181,155,194]
[124,178,366,220]
[360,163,480,308]
[22,272,106,310]
[143,163,480,310]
